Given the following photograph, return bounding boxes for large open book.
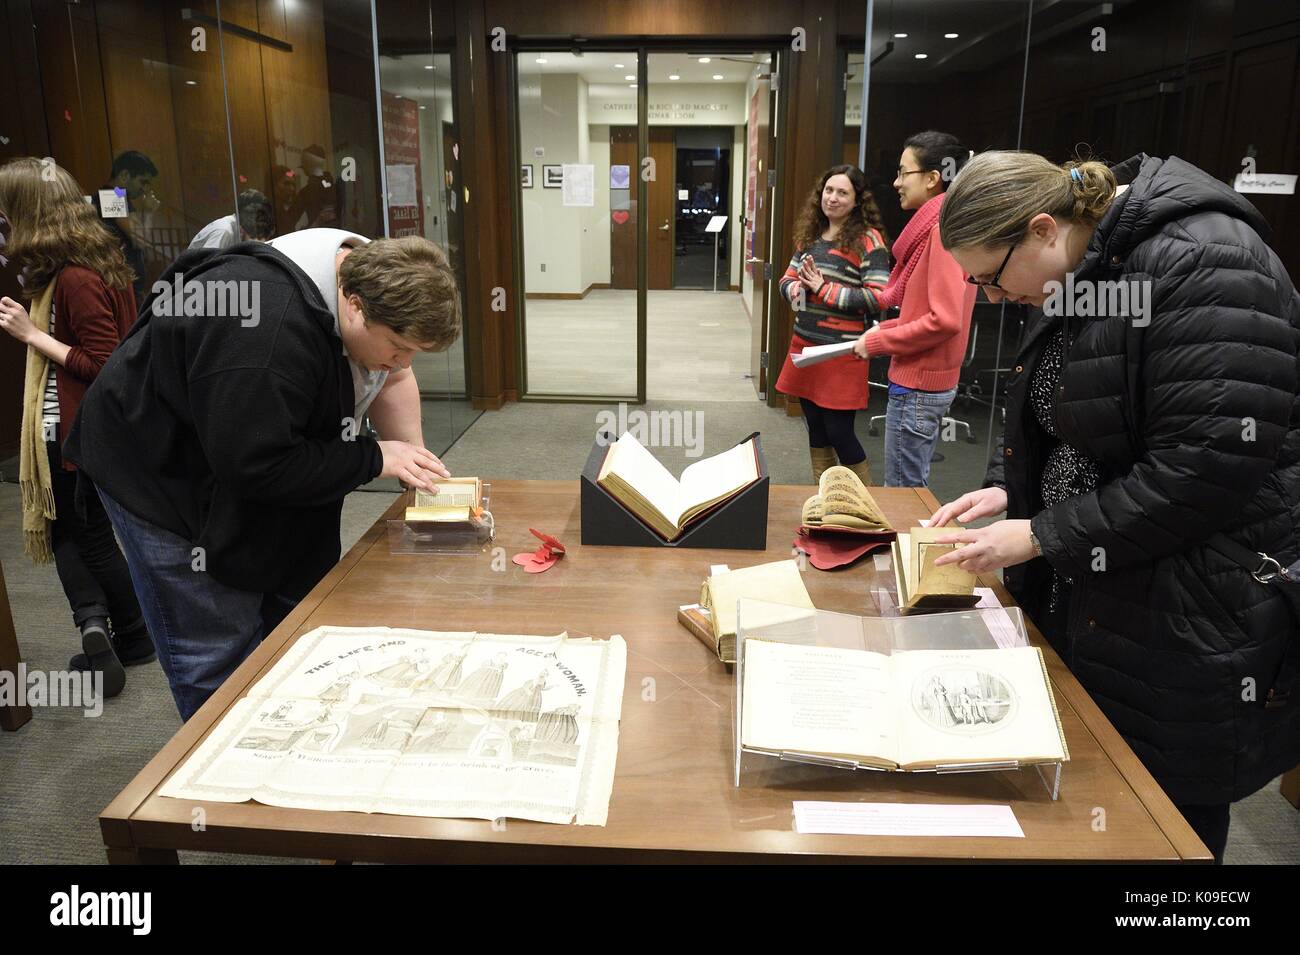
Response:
[741,641,1068,771]
[596,432,761,541]
[892,527,980,613]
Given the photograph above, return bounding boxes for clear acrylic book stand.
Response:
[386,483,495,556]
[733,598,1063,800]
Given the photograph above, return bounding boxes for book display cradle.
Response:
[579,431,770,550]
[733,599,1065,800]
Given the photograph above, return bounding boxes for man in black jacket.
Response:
[65,229,460,720]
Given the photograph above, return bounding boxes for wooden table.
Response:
[100,481,1212,863]
[0,558,33,732]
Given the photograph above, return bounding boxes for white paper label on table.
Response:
[709,564,731,577]
[873,553,892,573]
[793,801,1024,838]
[973,587,1022,648]
[791,340,856,368]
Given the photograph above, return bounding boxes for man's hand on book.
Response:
[379,440,450,491]
[930,519,1034,575]
[929,487,1008,527]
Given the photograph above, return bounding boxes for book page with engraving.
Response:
[891,646,1066,769]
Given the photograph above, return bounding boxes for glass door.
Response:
[512,49,645,402]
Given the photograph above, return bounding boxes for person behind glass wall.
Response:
[0,158,154,699]
[65,226,463,721]
[188,189,275,250]
[928,149,1300,863]
[850,131,978,488]
[270,164,299,236]
[284,144,341,231]
[774,164,891,485]
[92,150,159,304]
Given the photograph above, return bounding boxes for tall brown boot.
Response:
[845,457,873,487]
[810,446,838,484]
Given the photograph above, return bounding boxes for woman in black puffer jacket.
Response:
[928,151,1300,863]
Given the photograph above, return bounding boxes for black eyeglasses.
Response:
[896,168,929,179]
[966,240,1018,290]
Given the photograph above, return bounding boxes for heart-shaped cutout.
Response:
[612,210,630,225]
[0,135,10,145]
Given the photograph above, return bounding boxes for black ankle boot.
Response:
[111,619,157,666]
[69,617,125,698]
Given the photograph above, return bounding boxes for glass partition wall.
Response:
[6,0,477,459]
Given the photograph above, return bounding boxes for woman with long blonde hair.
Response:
[0,157,152,699]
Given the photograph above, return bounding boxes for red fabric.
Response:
[774,332,869,410]
[51,266,137,470]
[860,221,977,392]
[874,193,944,310]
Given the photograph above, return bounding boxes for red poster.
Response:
[381,91,424,238]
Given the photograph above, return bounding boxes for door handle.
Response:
[659,222,670,231]
[745,257,764,264]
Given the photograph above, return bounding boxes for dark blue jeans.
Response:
[97,488,299,721]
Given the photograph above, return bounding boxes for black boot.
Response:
[69,617,125,699]
[109,617,157,666]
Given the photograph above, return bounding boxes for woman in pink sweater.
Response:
[852,131,977,487]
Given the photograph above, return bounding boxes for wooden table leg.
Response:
[0,558,32,732]
[1282,766,1300,809]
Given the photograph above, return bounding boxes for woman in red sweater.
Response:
[0,157,151,699]
[774,164,891,484]
[852,131,978,487]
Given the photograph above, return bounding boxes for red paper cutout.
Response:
[611,210,630,225]
[512,527,566,574]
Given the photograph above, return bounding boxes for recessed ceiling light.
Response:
[185,79,197,85]
[624,74,635,80]
[698,57,711,63]
[669,74,680,80]
[627,83,636,88]
[424,64,434,70]
[615,63,624,69]
[894,33,908,38]
[418,105,426,110]
[945,33,959,39]
[712,74,724,80]
[914,53,927,59]
[535,58,547,64]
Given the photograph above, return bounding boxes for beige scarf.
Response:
[19,279,57,563]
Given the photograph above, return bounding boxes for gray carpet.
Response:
[2,394,1297,863]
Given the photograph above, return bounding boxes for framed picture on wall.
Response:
[520,164,534,188]
[542,164,563,188]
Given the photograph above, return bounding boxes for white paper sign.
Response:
[1234,173,1297,195]
[793,801,1025,837]
[705,215,727,233]
[562,163,594,207]
[386,164,417,207]
[97,189,128,218]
